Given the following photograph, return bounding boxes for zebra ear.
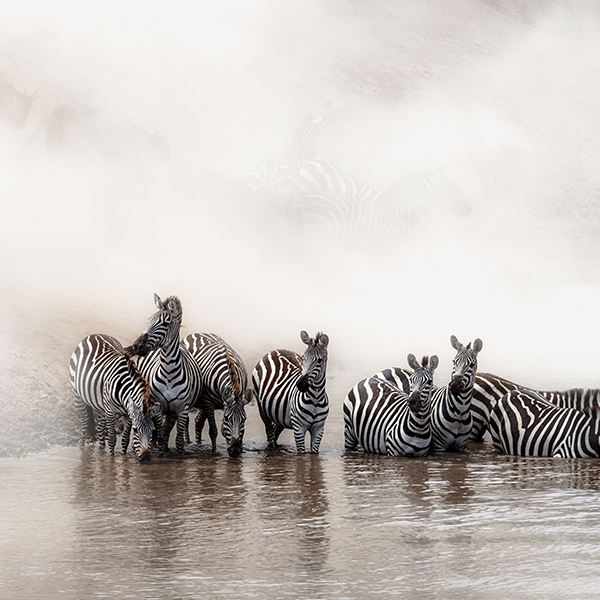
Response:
[242,389,255,406]
[472,339,483,355]
[300,330,312,345]
[154,293,163,309]
[429,355,439,373]
[406,353,420,370]
[317,332,329,348]
[450,335,462,351]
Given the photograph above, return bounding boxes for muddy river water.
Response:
[2,428,600,599]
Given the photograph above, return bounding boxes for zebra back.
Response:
[490,389,600,457]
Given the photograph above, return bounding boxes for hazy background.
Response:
[2,0,600,455]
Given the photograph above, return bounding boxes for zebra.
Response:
[253,331,329,453]
[471,373,600,442]
[290,165,471,251]
[69,334,158,461]
[378,336,483,452]
[246,111,323,207]
[183,332,253,457]
[0,80,38,129]
[132,294,203,453]
[490,389,600,457]
[343,354,439,456]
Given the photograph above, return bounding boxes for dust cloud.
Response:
[2,0,600,454]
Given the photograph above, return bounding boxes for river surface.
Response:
[2,431,600,599]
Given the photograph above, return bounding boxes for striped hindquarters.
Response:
[490,390,600,457]
[344,377,407,454]
[253,349,302,430]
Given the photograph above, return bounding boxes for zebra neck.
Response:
[157,334,183,375]
[443,385,474,414]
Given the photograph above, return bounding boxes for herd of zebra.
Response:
[246,111,471,252]
[70,293,600,461]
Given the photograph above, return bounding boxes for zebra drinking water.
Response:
[470,373,600,442]
[132,294,203,453]
[183,332,253,457]
[343,354,439,456]
[490,389,600,457]
[69,334,157,461]
[252,331,329,453]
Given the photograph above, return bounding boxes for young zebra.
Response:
[183,332,253,457]
[253,331,329,453]
[132,294,203,453]
[471,374,600,442]
[344,354,439,456]
[490,389,600,457]
[69,334,157,461]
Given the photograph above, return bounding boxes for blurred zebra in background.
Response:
[291,165,471,251]
[0,80,38,129]
[183,332,253,457]
[490,389,600,457]
[69,334,158,461]
[344,354,438,456]
[253,331,329,453]
[132,294,203,453]
[246,111,323,207]
[471,373,600,441]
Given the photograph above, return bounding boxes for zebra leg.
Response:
[309,422,325,453]
[106,412,118,455]
[95,411,106,447]
[272,423,285,447]
[74,397,94,446]
[175,409,190,453]
[258,403,277,448]
[206,407,218,452]
[121,417,132,454]
[195,409,207,444]
[151,408,166,452]
[163,412,178,452]
[291,421,307,453]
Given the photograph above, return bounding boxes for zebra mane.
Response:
[225,352,241,400]
[421,356,429,368]
[164,295,182,318]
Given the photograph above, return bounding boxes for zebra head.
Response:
[449,335,483,395]
[132,293,182,356]
[221,353,253,458]
[297,331,329,393]
[406,354,439,414]
[125,360,155,461]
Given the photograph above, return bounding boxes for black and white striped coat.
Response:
[490,389,600,457]
[253,331,329,453]
[132,294,203,453]
[344,354,438,456]
[471,373,600,442]
[69,334,157,461]
[183,332,253,457]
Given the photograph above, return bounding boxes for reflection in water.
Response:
[2,445,600,598]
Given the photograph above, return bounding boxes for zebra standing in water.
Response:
[379,336,483,452]
[246,111,323,207]
[132,294,203,453]
[69,334,158,461]
[253,331,329,453]
[344,354,438,456]
[471,374,600,442]
[490,389,600,457]
[291,163,471,251]
[183,333,253,457]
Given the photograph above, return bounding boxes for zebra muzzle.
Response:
[297,374,310,393]
[408,392,421,412]
[227,438,243,458]
[449,374,465,394]
[132,333,150,356]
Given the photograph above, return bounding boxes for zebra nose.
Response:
[450,374,465,394]
[138,449,152,462]
[227,438,243,458]
[408,392,421,411]
[297,374,310,393]
[132,333,149,356]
